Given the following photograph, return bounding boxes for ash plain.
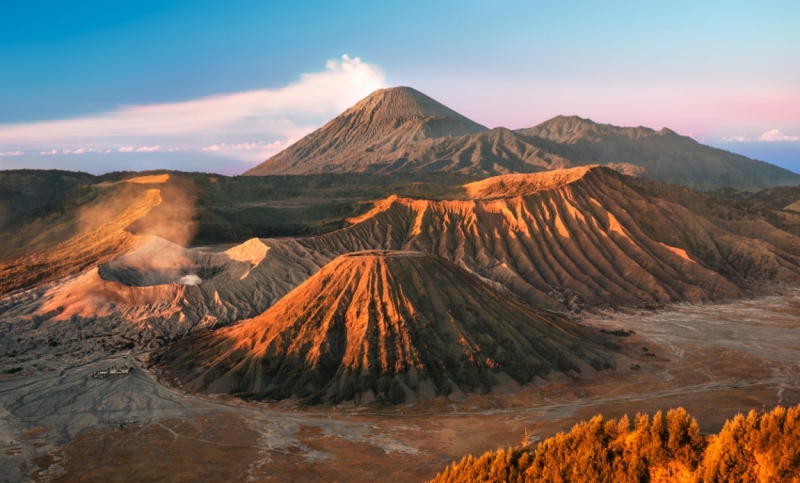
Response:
[1,290,799,482]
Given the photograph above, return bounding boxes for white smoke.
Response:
[178,274,202,285]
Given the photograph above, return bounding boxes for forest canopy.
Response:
[431,403,800,483]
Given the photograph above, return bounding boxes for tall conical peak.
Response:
[342,86,487,131]
[157,250,613,403]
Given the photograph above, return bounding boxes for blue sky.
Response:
[1,0,798,174]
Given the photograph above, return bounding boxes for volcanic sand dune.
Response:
[157,251,615,404]
[301,166,800,311]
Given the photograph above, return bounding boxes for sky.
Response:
[1,0,798,175]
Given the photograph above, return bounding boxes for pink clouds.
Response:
[202,141,285,151]
[719,130,799,143]
[200,140,290,162]
[722,135,749,142]
[758,129,799,142]
[0,55,385,164]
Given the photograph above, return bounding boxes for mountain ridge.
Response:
[3,166,800,377]
[245,87,800,191]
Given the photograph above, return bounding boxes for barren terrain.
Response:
[2,165,800,482]
[2,290,798,482]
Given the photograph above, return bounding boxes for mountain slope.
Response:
[0,182,163,295]
[156,251,614,404]
[517,115,800,191]
[0,169,97,227]
[300,166,800,311]
[245,88,799,191]
[4,166,800,376]
[245,86,487,175]
[361,127,573,175]
[0,236,329,373]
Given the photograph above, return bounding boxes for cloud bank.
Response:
[0,55,385,171]
[758,129,799,142]
[720,130,799,144]
[721,135,749,142]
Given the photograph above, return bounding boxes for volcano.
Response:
[245,86,487,175]
[245,88,800,191]
[157,251,614,404]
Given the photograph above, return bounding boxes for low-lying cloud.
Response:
[721,130,799,143]
[721,135,749,142]
[758,129,799,142]
[0,55,385,172]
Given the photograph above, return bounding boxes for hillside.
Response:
[0,236,329,372]
[0,179,164,295]
[0,170,484,297]
[712,184,800,213]
[518,115,800,191]
[156,251,614,404]
[0,169,97,227]
[245,88,800,191]
[301,166,800,311]
[3,166,800,375]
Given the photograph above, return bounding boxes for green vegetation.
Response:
[0,169,480,246]
[187,171,477,243]
[431,404,800,482]
[712,185,800,211]
[0,169,96,226]
[0,181,149,262]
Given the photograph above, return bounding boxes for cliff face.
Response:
[157,251,614,404]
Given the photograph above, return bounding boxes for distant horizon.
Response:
[1,93,798,177]
[1,1,797,174]
[0,107,800,176]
